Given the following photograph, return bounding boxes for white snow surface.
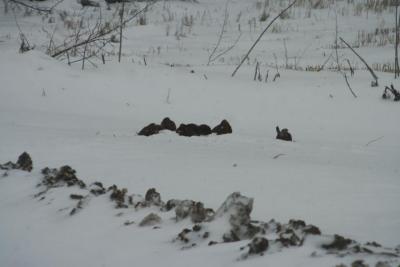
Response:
[0,0,400,266]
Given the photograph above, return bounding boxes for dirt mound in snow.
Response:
[172,200,214,223]
[40,165,86,189]
[139,213,162,227]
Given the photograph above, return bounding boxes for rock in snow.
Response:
[248,237,269,254]
[145,188,163,206]
[0,152,33,172]
[16,152,33,172]
[40,165,86,189]
[214,192,263,242]
[139,213,162,227]
[173,200,214,223]
[322,234,354,251]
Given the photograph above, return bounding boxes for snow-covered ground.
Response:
[1,0,399,266]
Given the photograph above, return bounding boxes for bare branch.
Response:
[208,32,242,65]
[8,0,64,13]
[231,0,298,77]
[51,1,156,58]
[11,7,34,52]
[207,0,229,65]
[339,37,378,85]
[343,73,357,98]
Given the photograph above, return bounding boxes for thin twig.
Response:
[69,39,111,64]
[283,38,288,69]
[254,61,259,81]
[82,13,102,70]
[42,26,58,54]
[365,136,384,147]
[273,153,285,159]
[166,88,171,104]
[208,0,229,65]
[318,52,332,72]
[209,32,242,64]
[343,73,357,98]
[345,58,354,76]
[11,7,34,52]
[334,10,340,72]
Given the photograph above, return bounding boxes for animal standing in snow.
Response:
[276,126,292,141]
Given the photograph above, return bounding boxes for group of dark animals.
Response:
[138,118,232,137]
[137,83,399,140]
[138,117,292,141]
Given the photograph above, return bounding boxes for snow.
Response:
[1,0,400,266]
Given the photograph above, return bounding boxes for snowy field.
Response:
[1,0,400,266]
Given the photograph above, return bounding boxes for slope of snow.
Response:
[0,0,399,266]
